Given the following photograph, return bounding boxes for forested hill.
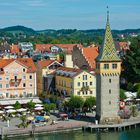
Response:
[0,26,140,44]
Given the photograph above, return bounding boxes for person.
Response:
[50,119,55,125]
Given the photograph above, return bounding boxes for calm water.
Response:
[10,128,140,140]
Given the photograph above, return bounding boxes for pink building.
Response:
[0,58,37,99]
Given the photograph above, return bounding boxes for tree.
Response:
[137,89,140,99]
[120,89,127,100]
[44,104,51,112]
[19,115,28,128]
[49,103,56,111]
[122,37,140,84]
[84,97,96,109]
[68,96,84,110]
[14,101,21,109]
[27,100,35,110]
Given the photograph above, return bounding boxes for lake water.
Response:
[9,127,140,140]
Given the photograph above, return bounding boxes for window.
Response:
[6,77,9,81]
[23,68,26,72]
[90,91,93,94]
[109,89,111,94]
[70,82,73,88]
[0,84,2,88]
[30,83,32,87]
[23,76,26,80]
[6,93,9,98]
[29,75,32,79]
[23,91,26,97]
[64,81,66,87]
[77,91,80,95]
[112,64,117,69]
[109,79,111,83]
[0,77,2,80]
[85,91,88,95]
[104,64,109,69]
[90,82,92,86]
[77,82,80,86]
[109,101,111,105]
[6,84,9,88]
[14,76,17,81]
[83,75,87,80]
[23,83,26,87]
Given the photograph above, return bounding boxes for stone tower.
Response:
[96,10,121,124]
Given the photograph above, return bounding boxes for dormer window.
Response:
[23,68,26,72]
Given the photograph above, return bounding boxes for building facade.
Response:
[0,58,37,99]
[55,67,96,98]
[96,12,121,124]
[37,60,62,97]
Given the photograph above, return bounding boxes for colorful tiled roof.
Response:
[96,12,121,62]
[0,58,37,73]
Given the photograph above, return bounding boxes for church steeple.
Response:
[97,8,120,62]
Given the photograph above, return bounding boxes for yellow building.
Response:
[37,60,62,97]
[55,67,96,98]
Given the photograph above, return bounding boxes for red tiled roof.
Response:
[57,67,82,73]
[0,58,37,73]
[82,47,99,69]
[35,44,78,53]
[118,42,129,50]
[10,44,20,54]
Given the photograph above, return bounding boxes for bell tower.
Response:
[96,9,121,124]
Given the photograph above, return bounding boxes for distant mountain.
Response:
[0,25,36,35]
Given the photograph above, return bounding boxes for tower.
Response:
[96,10,121,124]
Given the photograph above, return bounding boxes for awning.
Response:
[0,98,42,106]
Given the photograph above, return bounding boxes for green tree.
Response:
[44,104,51,112]
[122,37,140,84]
[84,97,96,109]
[68,96,84,110]
[27,100,35,110]
[14,101,21,109]
[137,89,140,99]
[19,115,28,128]
[120,89,127,100]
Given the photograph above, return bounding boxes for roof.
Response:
[56,67,82,78]
[118,42,129,50]
[82,47,99,69]
[96,13,121,62]
[35,44,78,53]
[0,58,37,73]
[38,60,62,69]
[10,44,20,54]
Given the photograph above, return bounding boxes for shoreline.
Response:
[1,117,140,139]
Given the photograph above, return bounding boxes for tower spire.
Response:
[96,8,120,62]
[107,6,109,23]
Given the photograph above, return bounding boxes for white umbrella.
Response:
[0,110,4,114]
[6,109,16,113]
[34,106,44,110]
[35,104,43,107]
[17,108,27,112]
[4,106,14,109]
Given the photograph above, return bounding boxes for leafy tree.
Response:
[84,97,96,109]
[19,115,28,128]
[120,89,127,100]
[14,101,21,109]
[44,104,50,112]
[137,89,140,99]
[122,37,140,84]
[68,96,84,110]
[27,100,35,110]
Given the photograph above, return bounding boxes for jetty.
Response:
[83,119,140,132]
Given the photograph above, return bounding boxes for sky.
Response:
[0,0,140,30]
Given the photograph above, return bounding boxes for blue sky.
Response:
[0,0,140,30]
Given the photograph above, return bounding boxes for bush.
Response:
[14,101,21,109]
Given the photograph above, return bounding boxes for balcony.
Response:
[80,86,90,91]
[9,79,22,87]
